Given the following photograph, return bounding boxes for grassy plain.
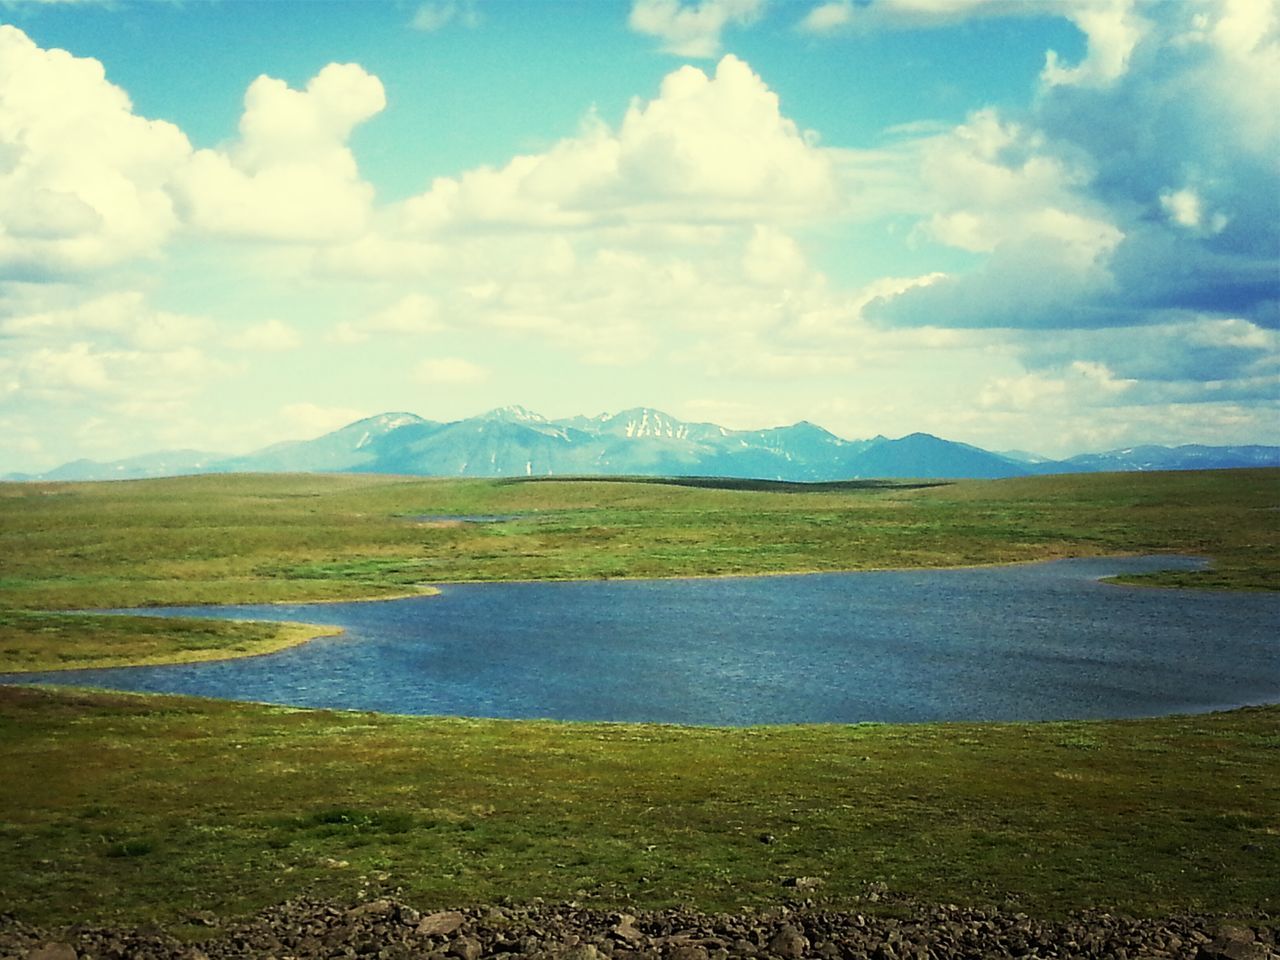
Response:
[2,686,1277,928]
[0,468,1276,928]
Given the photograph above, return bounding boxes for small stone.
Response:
[417,911,467,937]
[347,898,395,918]
[767,924,808,960]
[611,914,646,945]
[448,935,483,960]
[27,945,77,960]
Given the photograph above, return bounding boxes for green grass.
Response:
[0,611,342,673]
[4,470,1276,604]
[0,686,1276,929]
[0,469,1276,929]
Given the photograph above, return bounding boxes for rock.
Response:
[448,935,483,960]
[3,894,1276,960]
[611,914,646,945]
[417,911,467,937]
[1216,924,1258,943]
[26,945,77,960]
[347,898,395,919]
[1199,935,1270,960]
[767,923,808,960]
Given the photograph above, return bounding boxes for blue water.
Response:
[5,556,1278,725]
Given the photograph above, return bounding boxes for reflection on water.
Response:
[5,555,1278,725]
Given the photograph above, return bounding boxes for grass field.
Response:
[2,686,1277,929]
[0,469,1276,929]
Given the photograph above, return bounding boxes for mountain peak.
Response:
[602,407,693,441]
[480,405,547,424]
[355,412,426,432]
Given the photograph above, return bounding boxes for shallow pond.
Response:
[6,555,1278,725]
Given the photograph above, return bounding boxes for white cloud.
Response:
[1042,0,1151,88]
[741,226,806,286]
[414,357,489,385]
[798,0,1053,34]
[797,1,854,34]
[171,63,385,242]
[870,109,1125,327]
[0,25,191,277]
[401,55,835,233]
[330,293,442,343]
[799,1,1150,87]
[1160,187,1203,230]
[229,319,303,352]
[8,340,228,404]
[0,290,212,350]
[629,0,765,57]
[411,0,481,31]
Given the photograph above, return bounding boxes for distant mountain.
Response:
[6,407,1279,482]
[4,449,227,483]
[1059,444,1280,473]
[215,412,431,473]
[845,433,1028,480]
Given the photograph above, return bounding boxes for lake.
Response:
[5,555,1278,725]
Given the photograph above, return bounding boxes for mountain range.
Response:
[7,406,1279,482]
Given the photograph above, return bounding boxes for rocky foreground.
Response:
[2,898,1275,960]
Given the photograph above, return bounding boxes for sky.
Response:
[0,0,1277,473]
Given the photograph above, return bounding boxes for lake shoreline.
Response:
[7,554,1274,726]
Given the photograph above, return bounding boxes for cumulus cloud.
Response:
[869,109,1125,328]
[865,1,1278,338]
[741,226,806,285]
[1041,0,1151,88]
[330,294,443,344]
[402,55,835,233]
[6,339,228,404]
[0,25,191,277]
[0,27,390,269]
[171,63,385,242]
[0,290,212,350]
[1018,315,1279,387]
[629,0,765,57]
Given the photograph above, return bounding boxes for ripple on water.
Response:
[5,555,1277,725]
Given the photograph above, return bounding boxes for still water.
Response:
[6,556,1277,725]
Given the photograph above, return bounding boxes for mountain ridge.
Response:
[6,406,1279,482]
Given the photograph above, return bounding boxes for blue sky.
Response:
[0,0,1276,472]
